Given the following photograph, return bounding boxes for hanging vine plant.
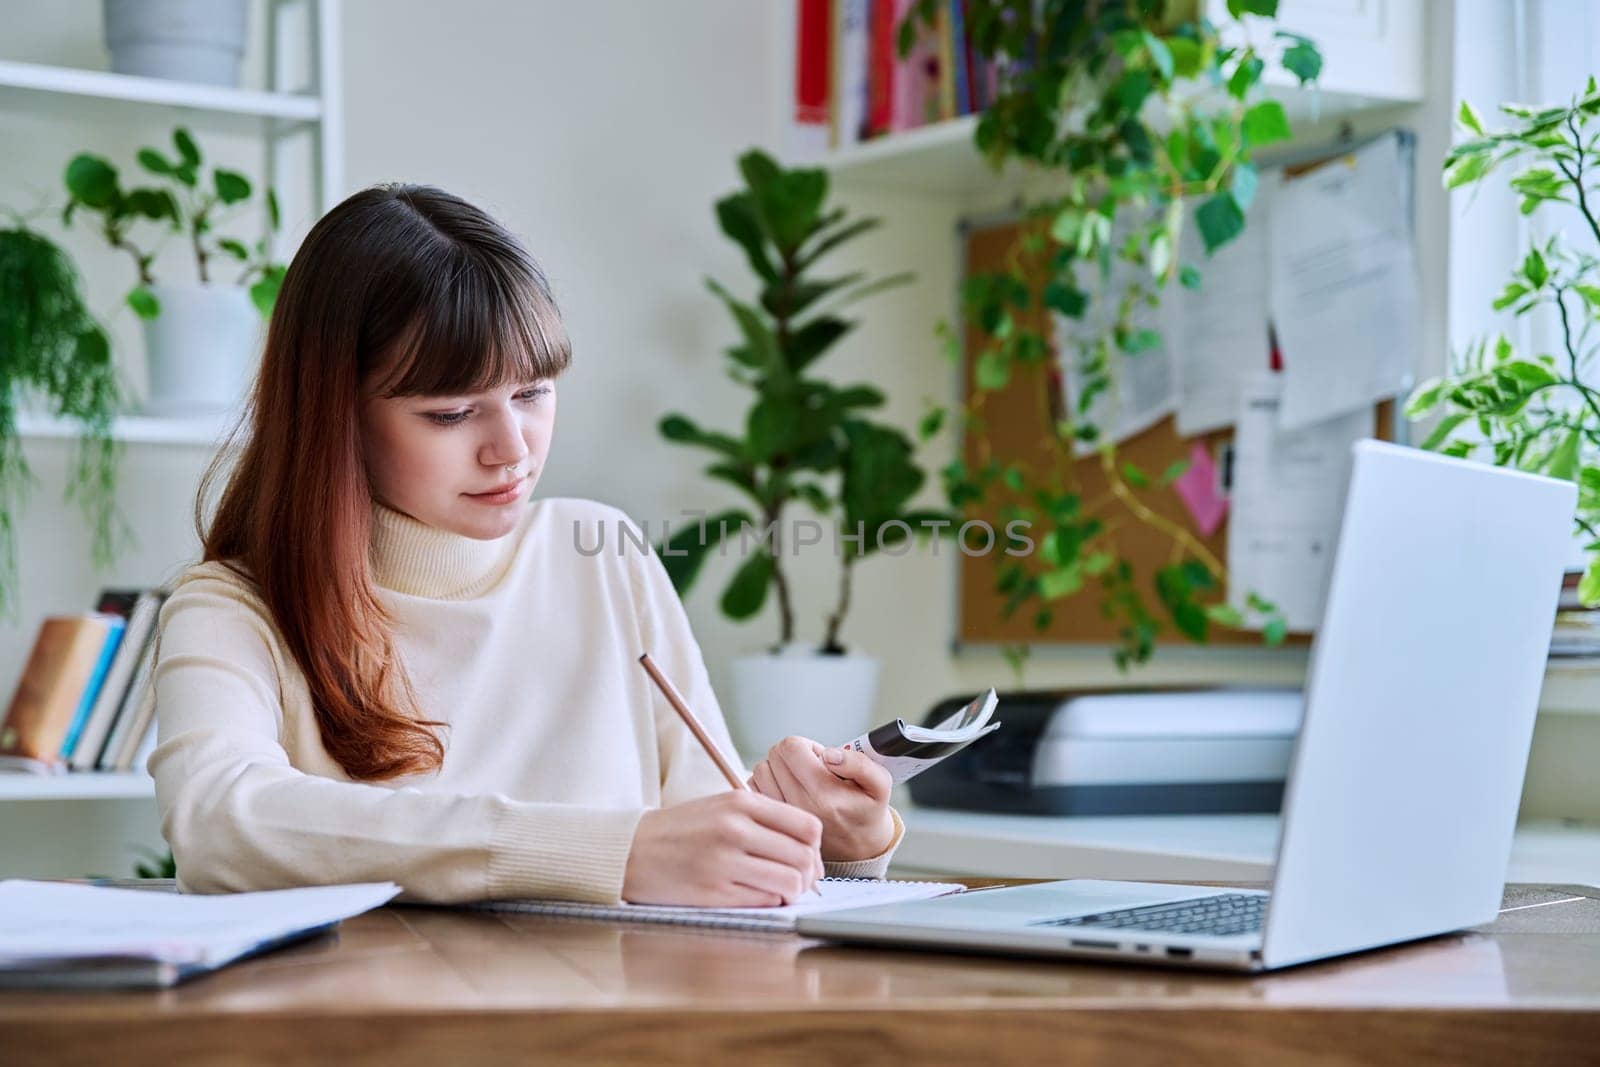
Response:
[900,0,1321,670]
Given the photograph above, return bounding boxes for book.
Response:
[948,0,970,116]
[0,616,118,764]
[57,615,126,761]
[0,880,399,989]
[70,590,163,770]
[97,591,169,771]
[467,876,964,933]
[837,0,870,146]
[792,0,833,156]
[844,687,1001,783]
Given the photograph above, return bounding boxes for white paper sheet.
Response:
[1173,195,1273,436]
[1269,133,1419,431]
[0,880,400,965]
[1227,374,1372,631]
[1055,231,1179,455]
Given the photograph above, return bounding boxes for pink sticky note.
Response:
[1173,442,1228,537]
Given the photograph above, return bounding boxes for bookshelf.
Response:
[783,1,1426,197]
[0,772,153,801]
[0,1,344,877]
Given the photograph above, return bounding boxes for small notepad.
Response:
[469,877,964,932]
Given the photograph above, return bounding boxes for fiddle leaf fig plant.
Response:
[63,126,286,320]
[1409,80,1600,601]
[900,0,1317,670]
[658,148,946,654]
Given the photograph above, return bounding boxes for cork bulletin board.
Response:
[953,212,1395,648]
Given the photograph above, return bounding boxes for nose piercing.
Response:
[504,464,518,475]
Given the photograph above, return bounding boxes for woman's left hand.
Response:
[748,736,895,862]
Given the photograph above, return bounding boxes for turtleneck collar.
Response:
[369,501,523,599]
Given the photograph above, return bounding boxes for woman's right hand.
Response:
[622,790,825,907]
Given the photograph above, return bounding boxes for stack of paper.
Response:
[0,880,400,988]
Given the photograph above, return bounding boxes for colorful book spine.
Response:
[935,5,957,121]
[838,0,871,146]
[58,616,126,760]
[71,590,164,771]
[0,616,115,763]
[948,0,970,116]
[793,0,833,153]
[864,0,895,138]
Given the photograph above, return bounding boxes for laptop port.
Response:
[1068,939,1119,950]
[1166,947,1194,959]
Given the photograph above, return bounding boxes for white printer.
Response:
[906,686,1303,815]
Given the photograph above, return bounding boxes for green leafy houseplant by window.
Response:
[657,148,946,654]
[898,0,1320,672]
[0,223,123,616]
[63,125,286,319]
[1409,80,1600,601]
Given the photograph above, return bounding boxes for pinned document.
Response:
[1173,196,1273,436]
[1268,133,1419,431]
[1227,374,1369,631]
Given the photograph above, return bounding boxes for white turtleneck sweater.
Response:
[148,497,901,903]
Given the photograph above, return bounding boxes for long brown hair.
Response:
[198,184,571,780]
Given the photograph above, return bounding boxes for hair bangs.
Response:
[372,253,571,400]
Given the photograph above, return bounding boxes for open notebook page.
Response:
[470,877,965,932]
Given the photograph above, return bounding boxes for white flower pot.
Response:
[103,0,249,86]
[728,643,881,759]
[141,284,261,417]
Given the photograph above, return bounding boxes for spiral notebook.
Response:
[468,877,965,933]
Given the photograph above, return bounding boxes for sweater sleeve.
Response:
[148,571,644,904]
[624,527,902,880]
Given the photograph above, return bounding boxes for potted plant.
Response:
[1409,79,1600,599]
[897,0,1319,674]
[103,0,250,87]
[657,148,946,755]
[63,126,286,417]
[0,220,124,616]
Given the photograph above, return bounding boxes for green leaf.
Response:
[213,168,251,204]
[1241,100,1292,147]
[1195,193,1245,253]
[918,407,945,441]
[1579,554,1600,607]
[218,237,250,260]
[1404,377,1446,417]
[249,267,286,316]
[976,349,1010,390]
[720,549,773,619]
[1122,461,1151,488]
[1444,152,1493,189]
[1547,429,1582,481]
[1227,0,1278,16]
[1523,247,1549,288]
[126,286,160,320]
[1230,161,1259,212]
[64,154,119,208]
[1420,412,1469,451]
[1142,32,1173,82]
[1263,616,1288,645]
[1043,280,1087,318]
[1457,99,1485,135]
[1039,565,1083,600]
[1278,34,1322,83]
[1205,603,1245,627]
[1501,360,1558,390]
[266,188,281,230]
[1227,51,1264,100]
[1179,265,1201,290]
[1574,285,1600,308]
[173,127,201,168]
[1168,37,1203,79]
[136,148,174,176]
[715,192,778,284]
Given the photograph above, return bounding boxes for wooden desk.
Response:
[5,883,1599,1065]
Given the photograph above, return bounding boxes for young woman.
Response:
[149,184,902,906]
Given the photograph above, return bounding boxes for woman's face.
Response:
[360,377,557,540]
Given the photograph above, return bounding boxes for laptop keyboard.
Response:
[1033,893,1268,938]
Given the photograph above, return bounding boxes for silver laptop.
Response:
[798,441,1576,971]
